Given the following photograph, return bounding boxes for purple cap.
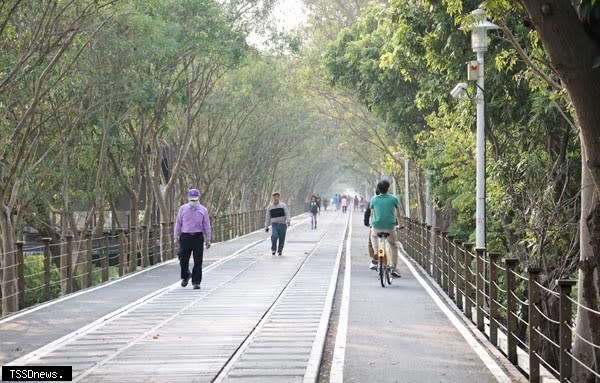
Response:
[187,188,201,200]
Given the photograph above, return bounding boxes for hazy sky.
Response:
[247,0,308,47]
[272,0,308,30]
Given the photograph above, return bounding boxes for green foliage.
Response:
[23,255,61,308]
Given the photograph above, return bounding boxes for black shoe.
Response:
[193,284,200,290]
[271,251,276,255]
[278,251,282,256]
[181,275,190,287]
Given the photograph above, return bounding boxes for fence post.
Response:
[425,225,432,274]
[476,248,486,332]
[454,239,464,311]
[418,223,425,266]
[558,279,576,383]
[118,229,125,277]
[442,232,450,294]
[101,235,109,282]
[16,241,24,309]
[84,232,92,289]
[504,258,519,364]
[488,252,500,347]
[141,225,149,268]
[42,238,52,301]
[528,267,542,383]
[152,224,159,265]
[66,234,73,294]
[433,228,440,283]
[448,235,457,300]
[464,243,474,321]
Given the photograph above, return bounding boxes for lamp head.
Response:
[470,8,499,53]
[450,82,468,99]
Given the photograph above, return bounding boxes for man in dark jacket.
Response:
[265,192,291,255]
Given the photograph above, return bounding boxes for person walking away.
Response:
[265,192,291,255]
[309,195,319,229]
[359,196,367,212]
[353,195,359,211]
[341,195,348,213]
[174,188,212,289]
[369,180,403,277]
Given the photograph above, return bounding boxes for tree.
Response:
[0,0,113,315]
[509,0,600,379]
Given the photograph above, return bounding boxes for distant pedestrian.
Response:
[341,195,348,213]
[309,195,319,229]
[353,195,359,211]
[174,188,212,289]
[265,192,291,255]
[359,196,367,212]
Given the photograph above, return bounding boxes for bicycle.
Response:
[375,231,393,287]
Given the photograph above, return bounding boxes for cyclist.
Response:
[309,195,319,229]
[369,180,403,277]
[364,186,380,270]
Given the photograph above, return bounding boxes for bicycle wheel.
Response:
[379,258,385,287]
[385,266,393,285]
[384,241,393,285]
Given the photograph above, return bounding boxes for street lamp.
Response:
[470,8,498,250]
[393,151,410,219]
[451,9,498,249]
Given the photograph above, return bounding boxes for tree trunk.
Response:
[515,2,600,379]
[573,146,600,382]
[0,207,18,315]
[518,0,600,194]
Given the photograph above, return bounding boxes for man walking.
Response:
[174,188,212,289]
[265,192,291,255]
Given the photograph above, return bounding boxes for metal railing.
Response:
[0,207,302,317]
[399,218,599,383]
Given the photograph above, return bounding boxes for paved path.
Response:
[333,210,524,383]
[0,209,525,383]
[1,212,347,382]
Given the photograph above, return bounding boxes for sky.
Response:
[272,0,308,30]
[246,0,308,48]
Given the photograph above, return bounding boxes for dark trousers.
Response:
[271,223,287,253]
[178,232,204,285]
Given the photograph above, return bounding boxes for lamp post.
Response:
[393,151,410,219]
[470,8,498,250]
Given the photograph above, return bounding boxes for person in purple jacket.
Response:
[174,188,212,289]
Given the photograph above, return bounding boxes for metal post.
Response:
[475,51,486,249]
[433,228,440,283]
[66,234,73,294]
[488,252,500,346]
[102,235,109,282]
[404,157,410,219]
[85,233,92,288]
[464,243,475,321]
[447,235,456,300]
[504,258,519,364]
[42,238,52,301]
[528,267,542,383]
[558,279,576,382]
[426,225,432,274]
[442,232,450,294]
[454,239,464,310]
[16,241,24,309]
[476,248,485,331]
